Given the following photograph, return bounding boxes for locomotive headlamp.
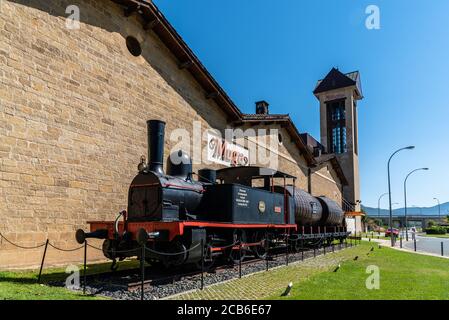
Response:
[137,155,148,172]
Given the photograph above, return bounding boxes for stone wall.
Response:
[0,0,231,268]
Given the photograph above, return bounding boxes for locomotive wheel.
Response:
[252,231,267,259]
[154,240,187,268]
[194,244,216,271]
[228,230,247,264]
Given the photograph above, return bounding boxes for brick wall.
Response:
[310,166,342,203]
[0,0,231,268]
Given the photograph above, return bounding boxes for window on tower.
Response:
[327,100,347,154]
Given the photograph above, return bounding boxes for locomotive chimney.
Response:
[147,120,166,175]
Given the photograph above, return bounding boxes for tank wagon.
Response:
[76,120,349,268]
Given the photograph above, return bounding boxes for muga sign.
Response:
[207,133,249,167]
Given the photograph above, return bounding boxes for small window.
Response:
[126,36,142,57]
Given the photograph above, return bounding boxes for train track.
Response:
[126,257,266,292]
[126,242,349,292]
[70,241,355,299]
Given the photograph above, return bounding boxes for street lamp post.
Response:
[404,168,429,241]
[388,146,415,247]
[378,193,388,218]
[434,197,441,220]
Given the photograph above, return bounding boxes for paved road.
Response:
[402,234,449,257]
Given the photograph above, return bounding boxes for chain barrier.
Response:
[0,231,87,252]
[145,243,201,256]
[0,232,47,249]
[48,242,84,252]
[86,243,140,254]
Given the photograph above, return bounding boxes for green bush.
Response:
[425,226,447,235]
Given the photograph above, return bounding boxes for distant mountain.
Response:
[363,202,449,217]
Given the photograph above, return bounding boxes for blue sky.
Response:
[154,0,449,209]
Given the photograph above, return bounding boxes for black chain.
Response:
[0,232,46,249]
[48,242,84,252]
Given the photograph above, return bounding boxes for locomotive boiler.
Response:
[76,119,348,268]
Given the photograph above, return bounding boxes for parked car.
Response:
[385,228,399,237]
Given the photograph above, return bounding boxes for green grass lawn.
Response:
[273,242,449,300]
[0,259,140,300]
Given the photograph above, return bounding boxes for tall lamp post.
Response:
[404,168,429,241]
[378,192,388,217]
[434,197,441,220]
[388,146,415,247]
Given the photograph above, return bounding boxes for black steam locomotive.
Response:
[76,120,348,268]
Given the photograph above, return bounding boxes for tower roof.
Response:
[313,68,363,98]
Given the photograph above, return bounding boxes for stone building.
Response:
[0,0,361,268]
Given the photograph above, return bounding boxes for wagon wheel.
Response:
[228,229,247,264]
[252,231,268,259]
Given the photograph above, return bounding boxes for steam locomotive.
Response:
[76,120,348,268]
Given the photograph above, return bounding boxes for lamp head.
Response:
[406,146,415,150]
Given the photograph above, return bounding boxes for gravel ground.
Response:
[50,242,354,300]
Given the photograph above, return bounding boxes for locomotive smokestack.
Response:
[147,120,166,175]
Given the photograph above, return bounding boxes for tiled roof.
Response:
[241,114,290,121]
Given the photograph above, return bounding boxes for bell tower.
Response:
[313,68,363,211]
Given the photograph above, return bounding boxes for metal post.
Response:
[140,243,145,300]
[313,247,316,258]
[286,238,289,266]
[201,239,205,288]
[404,168,429,242]
[441,242,444,257]
[400,236,402,249]
[83,241,87,295]
[301,238,304,261]
[238,242,242,279]
[323,240,326,255]
[388,146,415,247]
[414,238,417,252]
[38,239,49,284]
[332,242,334,253]
[265,237,269,272]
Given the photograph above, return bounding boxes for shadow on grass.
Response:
[0,259,141,284]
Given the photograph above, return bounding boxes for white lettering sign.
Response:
[207,133,249,167]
